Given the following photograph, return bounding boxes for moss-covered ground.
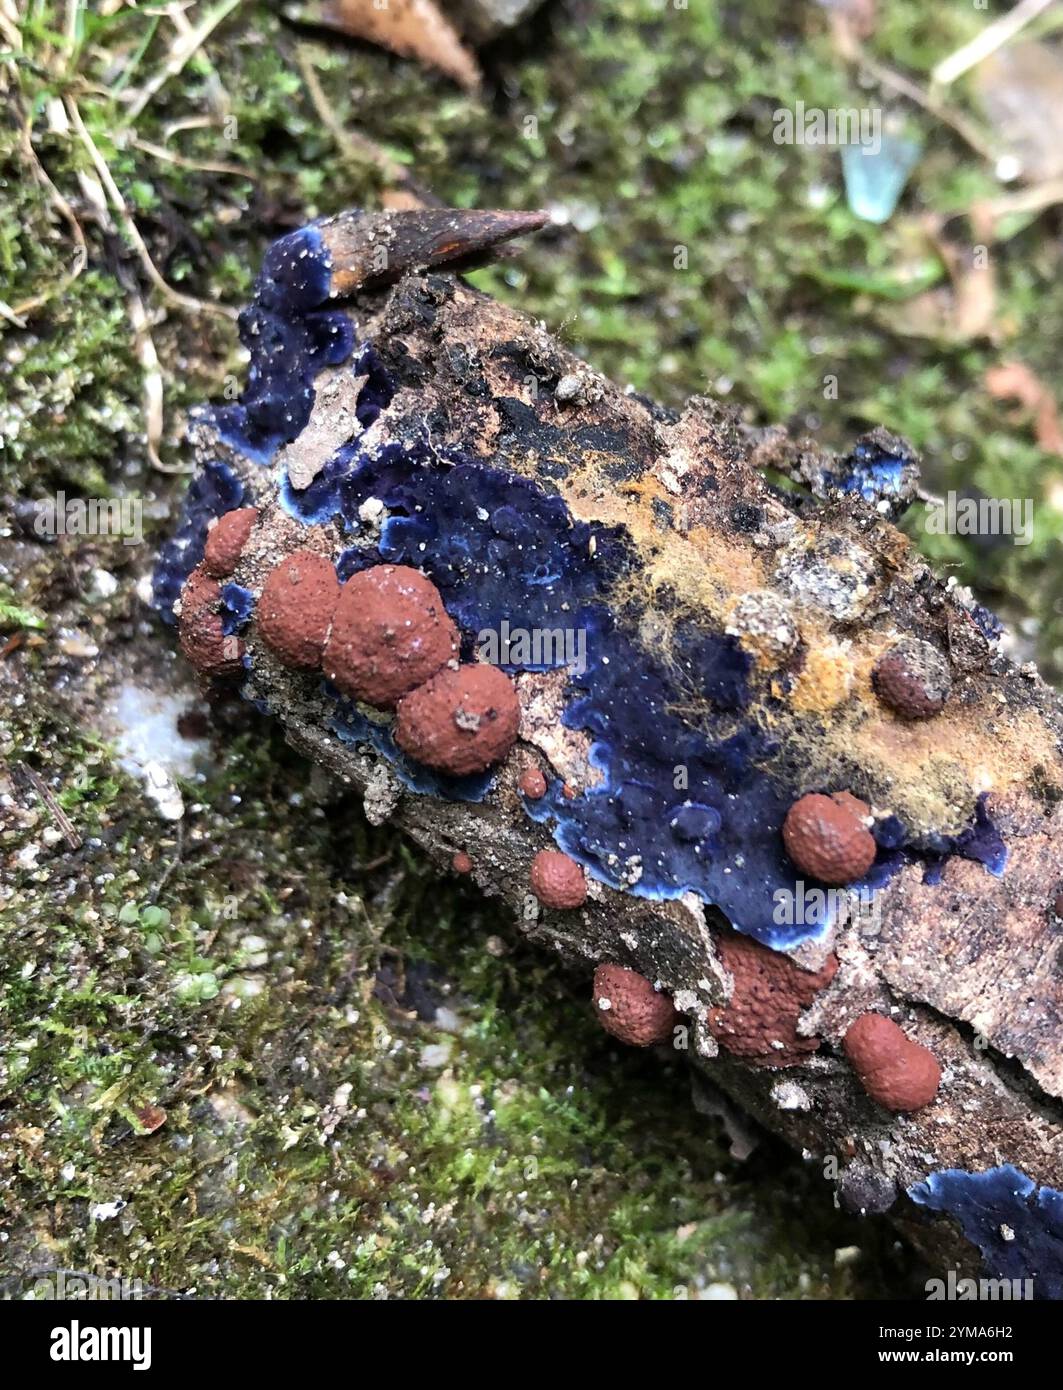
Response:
[2,0,1061,1298]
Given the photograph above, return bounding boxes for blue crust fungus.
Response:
[824,428,920,518]
[909,1166,1063,1299]
[153,459,245,624]
[207,225,355,464]
[154,213,1028,954]
[153,225,353,623]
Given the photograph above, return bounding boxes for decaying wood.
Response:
[182,215,1063,1279]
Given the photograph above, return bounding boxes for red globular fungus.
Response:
[178,565,243,679]
[708,931,838,1066]
[782,791,877,886]
[258,549,340,669]
[452,850,473,874]
[322,564,458,707]
[843,1012,941,1113]
[519,766,548,800]
[592,963,679,1046]
[394,663,520,775]
[202,506,258,579]
[529,848,587,909]
[872,638,951,720]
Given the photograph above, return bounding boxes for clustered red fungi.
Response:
[395,663,520,775]
[177,566,243,679]
[258,549,341,669]
[452,850,473,874]
[708,931,838,1066]
[592,963,679,1046]
[872,638,951,720]
[202,506,258,578]
[782,791,876,886]
[323,564,459,707]
[843,1011,941,1112]
[529,848,587,909]
[519,766,548,800]
[177,546,521,777]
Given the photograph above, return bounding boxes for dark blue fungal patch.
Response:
[860,797,1006,891]
[220,583,255,636]
[351,342,395,429]
[969,600,1004,643]
[923,794,1007,885]
[205,225,355,464]
[873,814,908,851]
[909,1165,1063,1299]
[153,224,358,622]
[824,431,917,519]
[153,460,244,625]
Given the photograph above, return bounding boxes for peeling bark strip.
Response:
[155,211,1063,1293]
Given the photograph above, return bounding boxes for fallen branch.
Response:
[156,209,1063,1294]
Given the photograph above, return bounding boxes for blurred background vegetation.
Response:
[2,0,1061,1298]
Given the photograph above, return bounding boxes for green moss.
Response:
[0,669,908,1297]
[0,586,46,630]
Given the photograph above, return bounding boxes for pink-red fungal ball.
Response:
[872,639,951,720]
[178,565,243,678]
[519,766,548,800]
[202,507,258,579]
[394,663,520,775]
[782,791,876,886]
[708,931,838,1067]
[322,564,458,708]
[529,848,586,910]
[592,963,679,1046]
[258,549,340,669]
[843,1012,941,1112]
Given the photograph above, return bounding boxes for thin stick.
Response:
[932,0,1060,88]
[0,0,21,52]
[122,269,166,470]
[830,15,1000,166]
[123,0,242,123]
[63,0,80,58]
[65,95,236,320]
[295,44,435,208]
[16,761,82,852]
[11,120,89,319]
[982,176,1063,221]
[131,135,256,181]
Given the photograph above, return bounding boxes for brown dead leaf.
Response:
[135,1104,168,1135]
[932,207,998,342]
[985,361,1063,455]
[889,209,1003,344]
[313,0,481,91]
